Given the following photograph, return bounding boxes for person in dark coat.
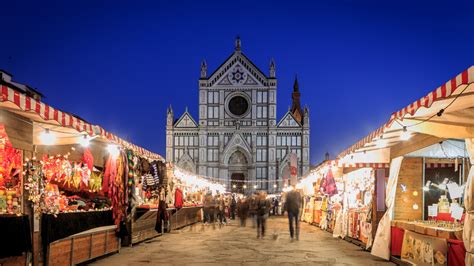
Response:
[256,191,271,239]
[285,188,302,241]
[230,195,237,220]
[236,198,249,227]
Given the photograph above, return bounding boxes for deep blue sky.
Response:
[1,1,473,164]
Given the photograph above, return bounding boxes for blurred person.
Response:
[285,187,301,241]
[249,194,258,228]
[230,194,237,220]
[256,191,271,239]
[218,195,227,224]
[237,197,249,227]
[273,197,279,216]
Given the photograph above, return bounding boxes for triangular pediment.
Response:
[174,112,198,128]
[222,133,252,161]
[177,152,196,173]
[277,111,302,128]
[208,52,268,87]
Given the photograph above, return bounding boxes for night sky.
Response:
[1,1,473,164]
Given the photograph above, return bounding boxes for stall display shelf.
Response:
[392,220,463,240]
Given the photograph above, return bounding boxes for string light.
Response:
[232,184,236,189]
[39,128,56,145]
[253,185,257,189]
[243,185,247,189]
[273,184,277,188]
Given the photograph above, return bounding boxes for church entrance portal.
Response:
[231,173,245,194]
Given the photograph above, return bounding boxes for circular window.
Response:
[228,95,249,116]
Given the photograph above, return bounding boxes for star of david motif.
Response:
[228,66,247,85]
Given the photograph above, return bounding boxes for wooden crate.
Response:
[47,225,119,266]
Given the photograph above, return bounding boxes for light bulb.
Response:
[412,203,419,210]
[39,129,56,145]
[243,185,247,189]
[273,184,277,188]
[232,184,236,189]
[253,185,257,189]
[400,127,411,141]
[79,135,90,147]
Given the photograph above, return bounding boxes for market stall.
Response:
[336,66,474,265]
[0,120,31,265]
[0,82,164,265]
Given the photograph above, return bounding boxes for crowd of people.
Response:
[201,187,301,241]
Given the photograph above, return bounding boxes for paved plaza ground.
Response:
[92,216,394,265]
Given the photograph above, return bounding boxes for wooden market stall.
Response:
[0,80,164,265]
[336,66,474,265]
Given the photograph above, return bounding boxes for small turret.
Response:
[167,105,174,128]
[200,60,207,79]
[291,75,303,124]
[235,35,241,51]
[269,59,276,78]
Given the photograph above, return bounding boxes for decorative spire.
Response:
[200,60,207,78]
[291,75,302,124]
[235,35,241,51]
[293,75,299,92]
[185,106,188,113]
[269,58,276,78]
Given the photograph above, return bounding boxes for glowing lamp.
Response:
[39,129,56,145]
[107,144,120,158]
[79,135,90,147]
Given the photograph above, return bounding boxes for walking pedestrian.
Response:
[273,197,279,216]
[285,187,301,241]
[237,197,249,227]
[230,194,237,220]
[256,191,270,239]
[249,194,258,228]
[218,196,227,224]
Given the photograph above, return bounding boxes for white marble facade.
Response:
[166,38,310,193]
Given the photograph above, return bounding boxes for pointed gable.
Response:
[222,133,252,157]
[174,112,198,128]
[207,52,268,87]
[277,111,302,128]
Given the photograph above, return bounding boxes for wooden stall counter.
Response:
[392,220,463,240]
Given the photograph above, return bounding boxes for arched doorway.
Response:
[228,150,248,194]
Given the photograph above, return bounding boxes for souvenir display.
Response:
[0,125,23,215]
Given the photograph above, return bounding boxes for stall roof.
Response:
[0,84,164,161]
[405,139,467,158]
[338,66,474,159]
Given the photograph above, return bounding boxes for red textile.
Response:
[435,213,466,222]
[447,239,465,266]
[175,188,183,209]
[390,226,405,257]
[82,148,94,170]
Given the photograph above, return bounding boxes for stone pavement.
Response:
[92,216,394,266]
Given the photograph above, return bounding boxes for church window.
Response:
[256,167,268,190]
[257,91,268,103]
[207,149,219,162]
[207,135,219,146]
[208,91,219,104]
[208,106,219,119]
[256,149,267,162]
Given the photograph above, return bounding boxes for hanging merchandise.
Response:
[104,152,127,226]
[320,170,338,196]
[174,187,183,209]
[0,125,23,215]
[82,148,94,171]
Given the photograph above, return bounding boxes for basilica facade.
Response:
[166,38,310,193]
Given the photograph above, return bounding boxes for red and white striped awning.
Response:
[0,85,164,161]
[339,66,474,158]
[425,163,461,169]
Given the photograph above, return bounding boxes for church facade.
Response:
[166,38,310,193]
